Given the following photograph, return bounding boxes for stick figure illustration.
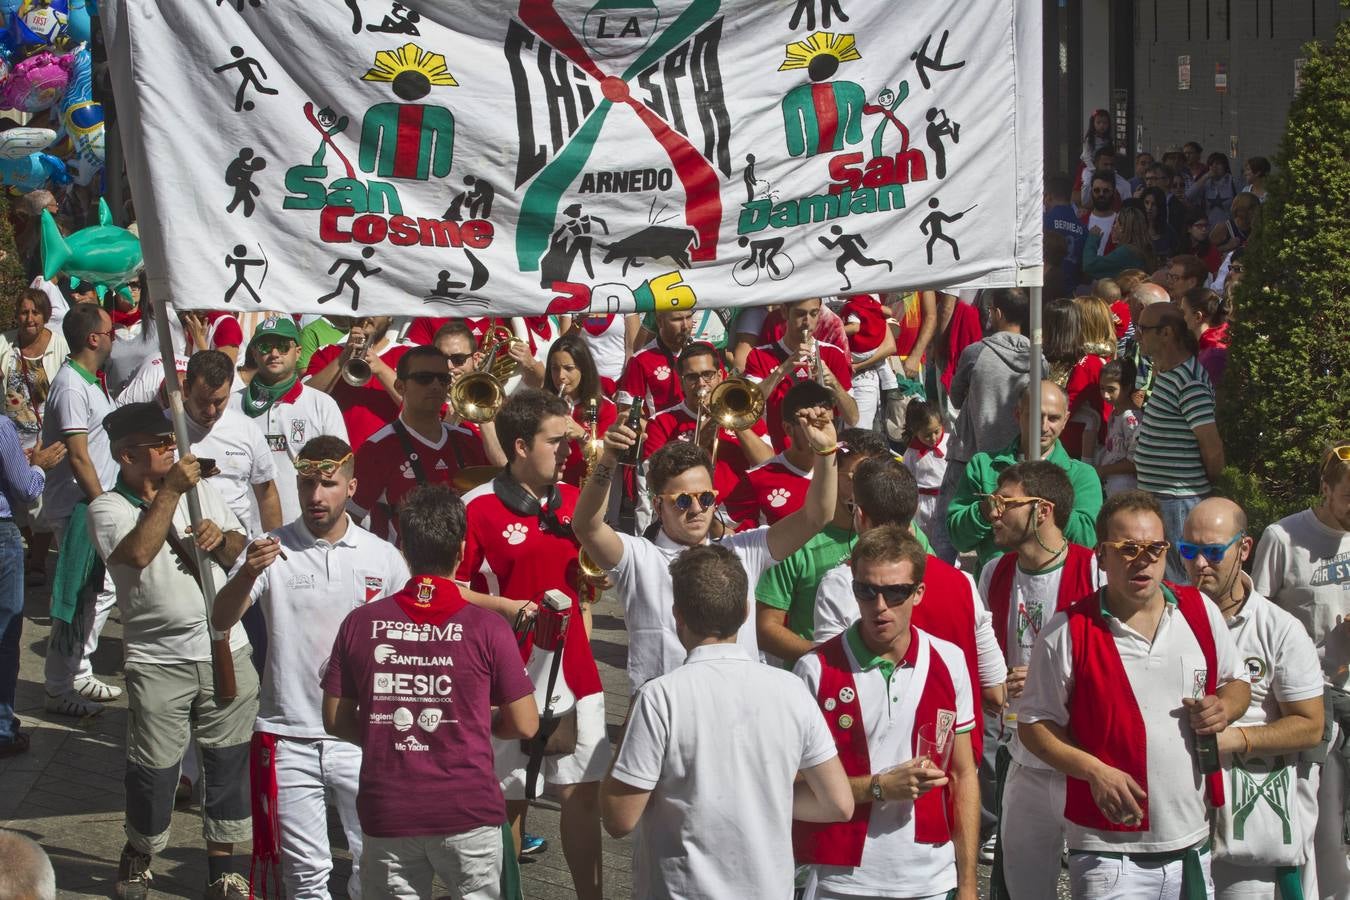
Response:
[423,250,490,302]
[224,244,266,303]
[920,197,976,265]
[367,2,421,34]
[213,46,278,113]
[539,204,608,288]
[863,83,912,156]
[817,225,892,291]
[925,108,961,180]
[788,0,849,31]
[216,0,261,9]
[224,148,267,217]
[910,30,966,90]
[445,175,495,220]
[343,0,363,33]
[743,154,758,202]
[317,247,382,310]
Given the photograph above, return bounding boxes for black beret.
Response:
[104,402,172,444]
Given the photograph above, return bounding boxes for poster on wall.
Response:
[102,0,1044,319]
[1178,54,1191,91]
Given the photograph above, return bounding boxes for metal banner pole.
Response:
[1027,285,1043,461]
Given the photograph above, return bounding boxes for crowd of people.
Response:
[0,120,1346,900]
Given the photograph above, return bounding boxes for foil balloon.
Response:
[0,50,73,111]
[0,124,53,158]
[0,149,65,189]
[9,0,68,50]
[56,43,99,183]
[64,0,86,43]
[41,198,143,291]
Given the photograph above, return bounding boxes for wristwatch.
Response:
[869,775,884,802]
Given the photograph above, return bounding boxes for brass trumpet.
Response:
[341,331,372,386]
[483,325,528,383]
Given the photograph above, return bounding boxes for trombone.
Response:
[448,328,519,423]
[699,376,765,468]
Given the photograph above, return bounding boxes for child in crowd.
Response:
[899,400,948,541]
[1094,358,1140,496]
[839,292,895,429]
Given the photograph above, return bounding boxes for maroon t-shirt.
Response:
[321,576,533,838]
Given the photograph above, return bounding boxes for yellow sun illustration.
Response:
[362,42,457,88]
[778,31,862,73]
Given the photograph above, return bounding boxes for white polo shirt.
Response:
[1018,589,1247,853]
[88,479,250,665]
[795,626,975,897]
[228,382,349,522]
[40,360,117,522]
[976,553,1104,769]
[612,527,775,693]
[246,515,409,738]
[1222,578,1323,728]
[611,642,836,900]
[185,406,277,536]
[813,562,1006,689]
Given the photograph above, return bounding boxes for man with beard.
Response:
[212,437,408,899]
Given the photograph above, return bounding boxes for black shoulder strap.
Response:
[390,419,429,482]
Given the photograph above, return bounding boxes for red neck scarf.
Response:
[393,575,469,625]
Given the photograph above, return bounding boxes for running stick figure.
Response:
[317,248,382,310]
[818,225,892,291]
[213,46,279,112]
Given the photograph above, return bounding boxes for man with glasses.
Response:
[39,302,121,716]
[1019,491,1250,900]
[211,436,409,900]
[1182,497,1324,899]
[977,461,1102,898]
[304,315,408,451]
[433,321,506,466]
[1164,254,1208,302]
[948,380,1103,572]
[351,346,487,542]
[574,407,839,696]
[616,309,695,417]
[1131,302,1224,582]
[90,402,257,900]
[230,316,347,523]
[724,381,834,531]
[1253,442,1350,897]
[643,342,774,504]
[793,524,981,900]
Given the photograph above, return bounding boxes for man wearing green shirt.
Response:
[297,316,349,373]
[947,381,1102,572]
[755,429,930,666]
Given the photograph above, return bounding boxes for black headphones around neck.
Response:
[492,471,571,538]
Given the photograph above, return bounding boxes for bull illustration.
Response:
[600,225,699,276]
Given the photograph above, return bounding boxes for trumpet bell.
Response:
[341,358,372,386]
[449,372,504,423]
[708,377,765,431]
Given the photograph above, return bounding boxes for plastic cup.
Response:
[917,722,953,771]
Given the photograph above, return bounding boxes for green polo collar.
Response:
[1099,584,1178,619]
[68,358,99,385]
[845,623,919,683]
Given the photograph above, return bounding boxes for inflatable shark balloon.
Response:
[41,197,143,290]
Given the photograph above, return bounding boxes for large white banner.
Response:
[104,0,1042,318]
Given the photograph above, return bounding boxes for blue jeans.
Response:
[0,520,25,743]
[1153,492,1207,584]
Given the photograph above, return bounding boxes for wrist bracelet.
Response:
[814,444,839,457]
[1238,727,1251,755]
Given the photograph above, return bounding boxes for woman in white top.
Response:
[0,288,69,451]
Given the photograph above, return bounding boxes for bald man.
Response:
[948,381,1103,571]
[0,829,56,900]
[1183,498,1324,899]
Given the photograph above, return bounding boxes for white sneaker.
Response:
[979,833,998,864]
[45,689,105,718]
[73,676,123,702]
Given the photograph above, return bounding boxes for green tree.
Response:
[1219,11,1350,535]
[0,193,32,326]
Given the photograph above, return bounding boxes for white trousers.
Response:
[275,737,364,900]
[1313,746,1350,900]
[1069,847,1214,900]
[43,517,117,694]
[361,825,502,900]
[852,367,880,432]
[1000,759,1067,899]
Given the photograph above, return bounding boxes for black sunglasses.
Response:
[445,353,473,366]
[406,371,452,386]
[852,580,919,607]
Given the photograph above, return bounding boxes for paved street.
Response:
[2,563,1067,898]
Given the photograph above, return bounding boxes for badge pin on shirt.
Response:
[824,697,837,712]
[838,714,854,729]
[839,687,856,704]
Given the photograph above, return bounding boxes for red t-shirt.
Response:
[186,311,244,354]
[1109,300,1132,340]
[616,338,684,414]
[407,316,548,353]
[839,294,889,354]
[320,577,533,838]
[1062,353,1110,458]
[758,308,849,351]
[456,481,602,698]
[742,339,853,451]
[405,316,450,346]
[644,402,771,493]
[723,454,812,531]
[305,343,410,451]
[352,419,489,540]
[560,397,618,488]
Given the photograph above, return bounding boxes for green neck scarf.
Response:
[242,374,297,418]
